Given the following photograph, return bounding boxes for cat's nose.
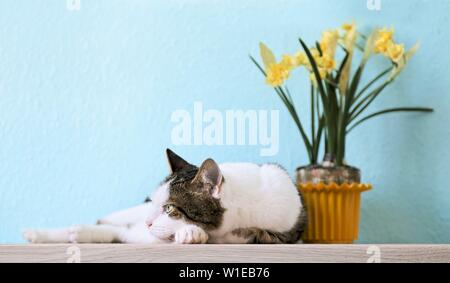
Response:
[145,219,153,228]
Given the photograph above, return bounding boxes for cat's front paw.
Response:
[174,225,208,244]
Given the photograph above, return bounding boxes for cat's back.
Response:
[219,162,299,201]
[219,162,262,184]
[217,162,302,234]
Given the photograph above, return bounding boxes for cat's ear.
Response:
[166,148,191,173]
[193,158,223,199]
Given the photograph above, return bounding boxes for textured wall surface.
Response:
[0,0,449,243]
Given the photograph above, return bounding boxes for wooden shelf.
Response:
[0,244,449,263]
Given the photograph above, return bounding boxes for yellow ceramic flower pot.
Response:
[299,182,372,244]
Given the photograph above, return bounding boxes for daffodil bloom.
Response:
[339,22,357,95]
[317,54,336,70]
[388,43,419,81]
[375,39,390,53]
[386,41,404,63]
[266,63,290,87]
[301,47,336,79]
[341,22,355,32]
[320,29,339,59]
[280,54,296,70]
[374,27,394,53]
[373,27,405,63]
[294,52,308,66]
[310,48,321,59]
[342,22,357,50]
[308,49,335,72]
[378,27,394,41]
[309,68,328,85]
[308,48,323,67]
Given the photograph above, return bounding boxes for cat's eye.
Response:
[163,204,175,214]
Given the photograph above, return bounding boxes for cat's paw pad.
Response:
[174,225,208,244]
[23,229,39,243]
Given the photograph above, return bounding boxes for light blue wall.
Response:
[0,0,449,243]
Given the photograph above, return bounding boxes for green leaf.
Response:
[259,42,276,69]
[274,86,313,160]
[313,114,325,164]
[249,55,267,77]
[338,49,354,95]
[347,107,434,133]
[355,43,364,52]
[351,67,392,106]
[348,64,364,100]
[315,41,323,56]
[349,81,390,122]
[249,55,267,76]
[335,49,350,87]
[285,86,294,105]
[310,85,316,162]
[299,39,328,106]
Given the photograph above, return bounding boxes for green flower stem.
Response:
[349,81,390,123]
[310,85,316,163]
[351,67,392,106]
[347,107,434,133]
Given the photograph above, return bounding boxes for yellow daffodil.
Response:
[374,27,394,53]
[309,68,328,85]
[259,42,292,87]
[375,38,391,53]
[294,52,308,66]
[317,53,336,70]
[310,48,320,58]
[300,48,318,70]
[379,27,394,41]
[342,22,357,50]
[280,54,296,70]
[259,23,414,89]
[388,43,420,81]
[266,63,290,87]
[309,48,326,67]
[386,41,404,63]
[341,22,354,32]
[320,29,339,59]
[339,22,357,95]
[303,47,336,78]
[373,27,407,64]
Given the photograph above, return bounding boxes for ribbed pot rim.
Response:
[299,182,372,192]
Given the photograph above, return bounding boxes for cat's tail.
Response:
[23,225,125,244]
[23,228,72,243]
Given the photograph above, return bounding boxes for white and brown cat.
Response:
[23,149,306,244]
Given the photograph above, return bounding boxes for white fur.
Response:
[24,163,302,244]
[174,224,209,244]
[208,163,301,243]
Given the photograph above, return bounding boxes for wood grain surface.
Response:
[0,244,449,263]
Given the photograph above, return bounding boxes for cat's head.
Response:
[146,149,225,241]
